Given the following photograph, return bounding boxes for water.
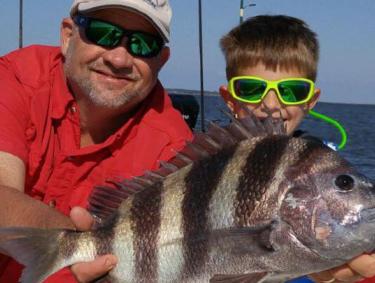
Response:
[170,89,375,179]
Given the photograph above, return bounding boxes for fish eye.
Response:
[335,175,355,192]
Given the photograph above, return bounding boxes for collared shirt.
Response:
[0,45,193,283]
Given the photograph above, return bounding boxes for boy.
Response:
[219,15,375,283]
[219,15,319,136]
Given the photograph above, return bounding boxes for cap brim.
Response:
[71,0,169,42]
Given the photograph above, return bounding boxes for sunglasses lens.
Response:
[77,15,164,58]
[278,81,312,103]
[233,78,267,102]
[128,33,163,58]
[86,20,122,47]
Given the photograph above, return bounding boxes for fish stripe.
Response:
[92,213,119,256]
[130,182,163,282]
[207,141,257,232]
[156,169,188,282]
[61,231,79,259]
[181,146,238,278]
[235,136,290,227]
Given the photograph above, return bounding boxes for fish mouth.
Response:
[361,207,375,223]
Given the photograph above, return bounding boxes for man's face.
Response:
[220,63,320,135]
[61,8,169,111]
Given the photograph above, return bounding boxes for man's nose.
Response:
[101,44,134,70]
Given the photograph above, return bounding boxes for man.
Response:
[0,0,192,282]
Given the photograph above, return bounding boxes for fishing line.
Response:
[309,110,347,150]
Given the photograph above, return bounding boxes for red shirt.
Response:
[0,45,193,282]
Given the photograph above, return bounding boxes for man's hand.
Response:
[309,254,375,283]
[69,207,118,283]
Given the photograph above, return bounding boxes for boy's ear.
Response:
[307,88,321,110]
[219,85,236,113]
[61,18,74,56]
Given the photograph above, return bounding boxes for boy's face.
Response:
[220,63,320,135]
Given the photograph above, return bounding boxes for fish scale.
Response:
[1,112,375,283]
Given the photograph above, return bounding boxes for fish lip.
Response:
[360,207,375,223]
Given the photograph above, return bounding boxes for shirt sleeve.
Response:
[43,267,79,283]
[0,57,30,163]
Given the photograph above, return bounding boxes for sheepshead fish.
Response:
[1,113,375,283]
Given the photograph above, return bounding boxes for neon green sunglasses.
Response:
[228,76,316,105]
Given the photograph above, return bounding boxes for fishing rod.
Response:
[198,0,205,132]
[240,0,256,24]
[19,0,23,48]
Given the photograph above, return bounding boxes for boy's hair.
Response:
[220,15,319,81]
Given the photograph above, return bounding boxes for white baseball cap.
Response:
[70,0,172,42]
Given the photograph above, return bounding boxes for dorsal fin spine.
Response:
[88,112,286,222]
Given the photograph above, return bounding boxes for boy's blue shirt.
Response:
[288,276,314,283]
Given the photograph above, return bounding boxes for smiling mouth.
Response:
[256,117,286,134]
[259,117,287,124]
[96,71,126,80]
[94,69,137,81]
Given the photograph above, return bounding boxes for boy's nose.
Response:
[261,89,282,110]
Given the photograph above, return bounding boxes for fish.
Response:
[1,112,375,283]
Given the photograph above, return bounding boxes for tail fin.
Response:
[0,227,76,283]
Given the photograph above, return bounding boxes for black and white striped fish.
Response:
[1,113,375,283]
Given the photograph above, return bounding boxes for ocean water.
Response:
[169,89,375,179]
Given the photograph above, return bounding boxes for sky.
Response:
[0,0,374,104]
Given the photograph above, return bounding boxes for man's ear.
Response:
[307,88,321,110]
[219,85,236,113]
[60,18,74,56]
[156,46,170,71]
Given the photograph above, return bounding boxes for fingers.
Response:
[70,206,94,231]
[310,271,362,283]
[329,265,363,283]
[347,254,375,278]
[71,255,118,283]
[309,270,337,283]
[69,207,118,282]
[309,254,375,283]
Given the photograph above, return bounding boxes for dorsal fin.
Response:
[207,121,238,147]
[88,112,286,222]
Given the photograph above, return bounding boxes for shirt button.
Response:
[70,106,77,113]
[25,126,36,140]
[49,199,56,208]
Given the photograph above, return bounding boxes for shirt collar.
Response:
[62,80,172,156]
[51,58,74,120]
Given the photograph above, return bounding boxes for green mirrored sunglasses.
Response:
[73,14,164,58]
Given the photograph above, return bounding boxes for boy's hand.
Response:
[309,254,375,283]
[69,207,118,283]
